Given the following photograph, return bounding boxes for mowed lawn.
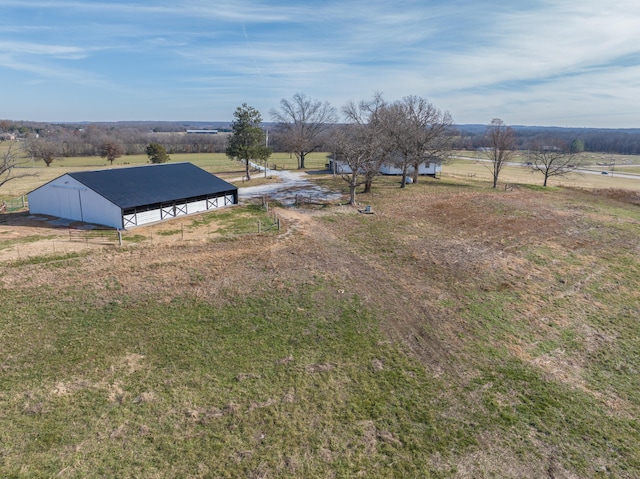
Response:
[0,157,640,476]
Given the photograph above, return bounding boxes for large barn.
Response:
[27,162,238,229]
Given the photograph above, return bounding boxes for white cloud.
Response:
[0,41,89,59]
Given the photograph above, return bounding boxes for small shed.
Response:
[27,162,238,229]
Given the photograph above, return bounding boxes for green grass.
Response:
[188,204,279,236]
[14,151,331,173]
[121,234,147,243]
[155,229,181,236]
[3,271,638,477]
[6,251,88,267]
[313,179,640,476]
[466,360,640,473]
[0,284,448,478]
[0,234,55,251]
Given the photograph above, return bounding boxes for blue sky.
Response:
[1,0,639,127]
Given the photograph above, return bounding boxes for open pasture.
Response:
[1,167,640,477]
[445,157,640,191]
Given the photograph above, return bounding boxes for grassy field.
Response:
[1,155,640,477]
[3,147,640,200]
[445,157,640,191]
[0,151,332,199]
[451,149,640,167]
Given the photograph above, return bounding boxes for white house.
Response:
[328,158,442,176]
[27,162,238,229]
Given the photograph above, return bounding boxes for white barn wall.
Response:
[122,194,235,228]
[78,191,122,229]
[28,175,83,219]
[135,209,162,226]
[189,200,208,214]
[28,175,122,228]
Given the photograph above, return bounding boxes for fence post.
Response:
[277,218,280,231]
[118,230,123,246]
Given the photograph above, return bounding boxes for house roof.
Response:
[65,162,237,209]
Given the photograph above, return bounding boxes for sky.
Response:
[1,1,639,128]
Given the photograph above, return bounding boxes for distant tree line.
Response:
[452,125,640,155]
[3,118,640,160]
[2,96,639,199]
[0,122,228,158]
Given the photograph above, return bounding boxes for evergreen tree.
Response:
[146,143,170,164]
[226,103,271,181]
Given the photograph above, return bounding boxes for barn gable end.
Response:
[28,174,123,228]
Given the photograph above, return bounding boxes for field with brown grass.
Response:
[1,166,640,477]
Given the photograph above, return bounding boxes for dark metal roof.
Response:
[66,162,237,209]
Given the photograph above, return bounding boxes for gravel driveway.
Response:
[238,164,342,205]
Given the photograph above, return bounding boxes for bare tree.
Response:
[333,94,390,205]
[406,98,453,184]
[100,141,125,165]
[0,142,36,190]
[331,126,376,205]
[384,102,415,188]
[26,138,59,167]
[270,92,337,169]
[341,93,390,195]
[526,139,580,187]
[385,96,453,188]
[483,118,515,188]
